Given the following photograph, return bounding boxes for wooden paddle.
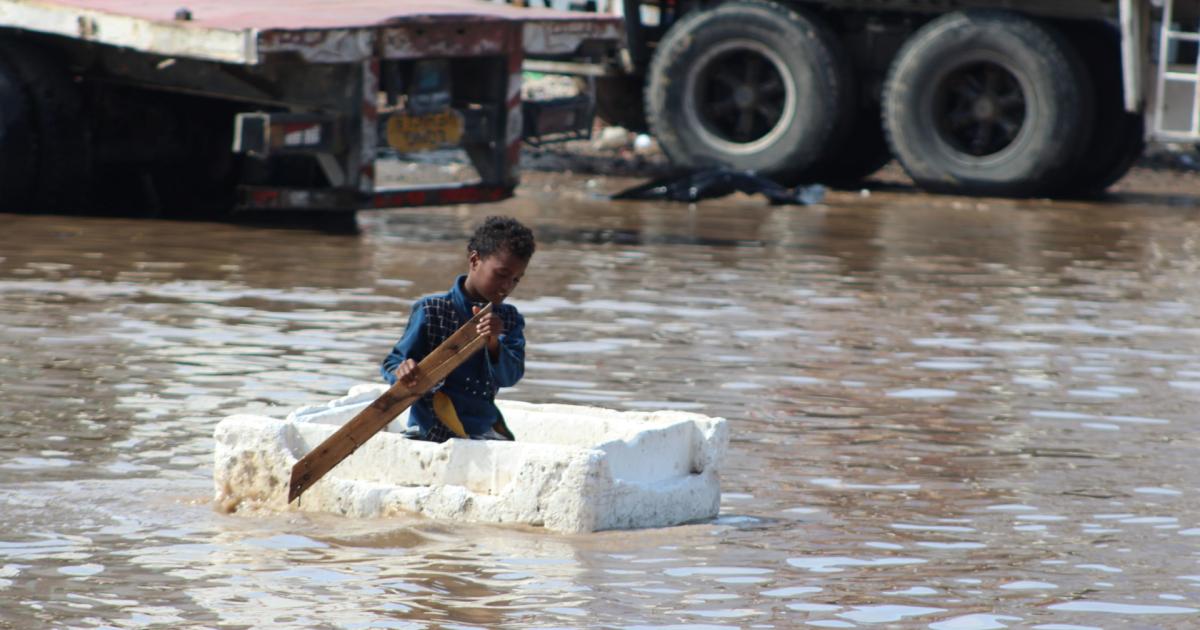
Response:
[287,302,493,503]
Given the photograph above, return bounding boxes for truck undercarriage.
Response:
[596,0,1200,197]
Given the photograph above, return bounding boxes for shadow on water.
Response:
[226,210,362,235]
[3,205,363,235]
[1103,189,1200,209]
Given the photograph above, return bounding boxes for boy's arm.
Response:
[489,311,525,387]
[381,302,428,385]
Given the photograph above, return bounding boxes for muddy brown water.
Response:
[4,173,1200,628]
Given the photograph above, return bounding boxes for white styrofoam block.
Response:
[213,384,729,533]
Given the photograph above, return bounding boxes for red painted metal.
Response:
[372,184,511,208]
[248,188,281,207]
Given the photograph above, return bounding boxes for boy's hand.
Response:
[394,358,421,388]
[473,306,503,355]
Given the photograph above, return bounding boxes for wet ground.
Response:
[4,170,1200,628]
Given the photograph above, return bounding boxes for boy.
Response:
[381,216,535,442]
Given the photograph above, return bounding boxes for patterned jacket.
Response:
[380,275,525,437]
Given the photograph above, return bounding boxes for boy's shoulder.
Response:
[410,294,460,324]
[409,282,458,309]
[412,292,454,309]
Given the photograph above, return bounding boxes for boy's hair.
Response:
[468,216,536,262]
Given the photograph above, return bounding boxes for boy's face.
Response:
[466,248,528,305]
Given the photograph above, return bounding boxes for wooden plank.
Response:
[287,302,493,503]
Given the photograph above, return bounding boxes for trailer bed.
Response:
[0,0,621,64]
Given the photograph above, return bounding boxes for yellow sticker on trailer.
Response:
[386,110,464,153]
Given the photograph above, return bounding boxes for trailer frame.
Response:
[0,0,622,213]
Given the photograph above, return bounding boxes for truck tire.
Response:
[0,42,91,212]
[595,75,648,132]
[883,10,1092,197]
[645,0,842,181]
[0,55,37,209]
[1055,19,1145,196]
[781,12,880,186]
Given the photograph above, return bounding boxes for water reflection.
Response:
[5,174,1200,626]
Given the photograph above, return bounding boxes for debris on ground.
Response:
[611,168,826,205]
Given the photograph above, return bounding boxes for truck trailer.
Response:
[0,0,620,215]
[591,0,1200,197]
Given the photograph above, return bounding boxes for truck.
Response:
[589,0,1200,197]
[0,0,620,216]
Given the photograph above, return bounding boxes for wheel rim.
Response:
[933,61,1027,158]
[683,39,797,155]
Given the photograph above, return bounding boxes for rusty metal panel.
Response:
[254,29,375,64]
[379,21,509,60]
[523,18,622,56]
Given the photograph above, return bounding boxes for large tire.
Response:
[782,12,876,186]
[645,0,843,180]
[883,10,1093,197]
[1055,19,1145,196]
[595,75,648,132]
[0,42,91,212]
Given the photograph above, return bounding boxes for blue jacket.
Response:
[380,275,525,437]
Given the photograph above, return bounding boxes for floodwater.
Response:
[4,172,1200,629]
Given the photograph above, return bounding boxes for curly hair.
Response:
[468,216,536,262]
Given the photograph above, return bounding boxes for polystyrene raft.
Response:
[213,384,729,533]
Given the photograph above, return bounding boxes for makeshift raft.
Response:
[213,384,729,533]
